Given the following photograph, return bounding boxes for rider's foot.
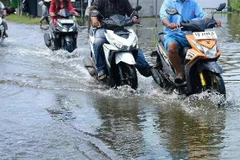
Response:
[174,75,185,84]
[3,32,8,37]
[98,70,106,81]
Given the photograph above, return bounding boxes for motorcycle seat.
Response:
[157,32,165,44]
[179,47,189,59]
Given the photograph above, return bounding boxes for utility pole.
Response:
[137,0,139,5]
[155,0,158,27]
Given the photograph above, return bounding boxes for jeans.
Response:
[91,27,151,77]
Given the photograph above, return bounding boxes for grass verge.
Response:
[6,14,86,25]
[6,14,41,24]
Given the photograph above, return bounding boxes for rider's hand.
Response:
[74,12,79,16]
[49,12,55,17]
[132,16,140,24]
[2,10,7,16]
[167,23,179,29]
[215,20,222,27]
[91,16,101,28]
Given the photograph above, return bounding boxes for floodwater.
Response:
[1,14,240,160]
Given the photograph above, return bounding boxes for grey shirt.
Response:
[41,5,48,17]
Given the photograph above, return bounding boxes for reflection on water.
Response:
[0,14,240,159]
[156,103,226,159]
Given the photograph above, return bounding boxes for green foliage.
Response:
[6,14,85,25]
[229,0,240,11]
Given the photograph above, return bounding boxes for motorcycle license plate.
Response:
[193,31,217,40]
[58,19,74,24]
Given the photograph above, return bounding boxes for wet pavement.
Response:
[1,14,240,159]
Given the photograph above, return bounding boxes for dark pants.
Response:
[40,16,49,24]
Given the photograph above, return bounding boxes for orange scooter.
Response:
[151,3,226,96]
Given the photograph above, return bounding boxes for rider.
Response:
[0,1,8,37]
[49,0,78,49]
[49,0,78,26]
[90,0,152,80]
[160,0,221,84]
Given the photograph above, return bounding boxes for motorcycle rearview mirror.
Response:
[130,5,142,18]
[216,3,226,11]
[134,5,142,12]
[212,3,226,18]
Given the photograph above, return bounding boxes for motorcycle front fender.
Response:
[197,61,223,74]
[64,35,73,42]
[115,52,136,65]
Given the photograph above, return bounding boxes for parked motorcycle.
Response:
[44,9,78,53]
[151,3,226,96]
[83,6,142,89]
[0,7,16,45]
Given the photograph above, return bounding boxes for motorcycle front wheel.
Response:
[64,41,74,53]
[206,73,226,95]
[118,63,138,89]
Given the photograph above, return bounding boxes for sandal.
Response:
[98,71,106,81]
[174,75,185,84]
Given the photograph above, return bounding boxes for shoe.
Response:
[174,75,185,84]
[3,32,8,37]
[98,70,106,81]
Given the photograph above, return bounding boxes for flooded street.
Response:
[1,14,240,159]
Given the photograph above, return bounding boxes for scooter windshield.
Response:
[57,9,73,18]
[102,14,133,29]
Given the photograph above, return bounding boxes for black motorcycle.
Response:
[44,9,78,53]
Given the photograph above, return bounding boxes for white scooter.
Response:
[83,6,142,89]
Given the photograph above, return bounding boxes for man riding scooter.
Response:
[159,0,222,84]
[90,0,153,80]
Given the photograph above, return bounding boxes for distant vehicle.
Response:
[44,9,78,52]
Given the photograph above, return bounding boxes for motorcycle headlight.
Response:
[69,23,77,32]
[113,42,129,50]
[56,21,62,27]
[57,26,67,32]
[191,39,218,58]
[61,28,68,32]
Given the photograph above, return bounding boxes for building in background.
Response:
[128,0,228,17]
[129,0,163,17]
[1,0,229,17]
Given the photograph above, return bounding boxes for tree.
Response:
[229,0,240,12]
